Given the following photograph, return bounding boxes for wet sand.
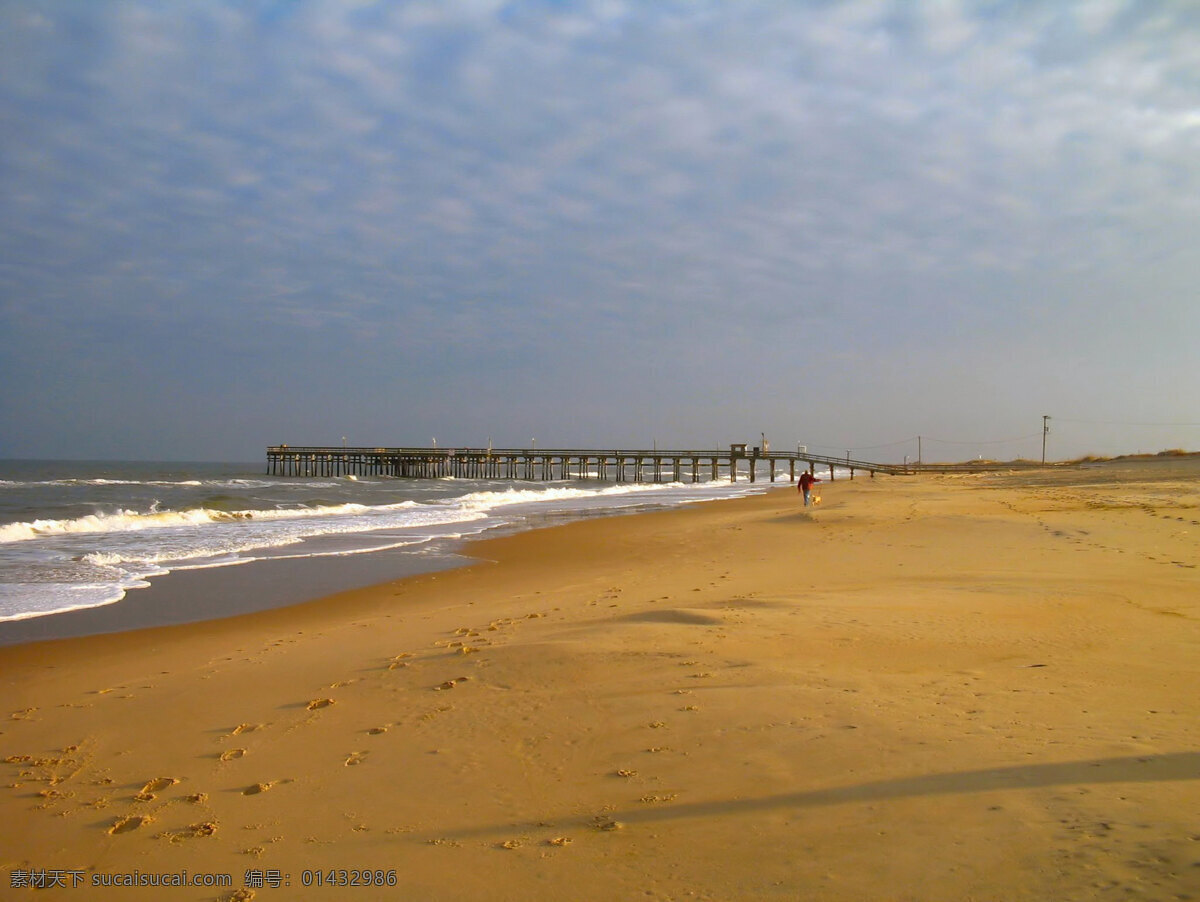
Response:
[2,462,1198,900]
[0,541,473,647]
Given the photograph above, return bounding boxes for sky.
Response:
[2,0,1198,464]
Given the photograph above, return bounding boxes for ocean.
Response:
[0,459,792,629]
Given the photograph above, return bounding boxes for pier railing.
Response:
[266,445,923,482]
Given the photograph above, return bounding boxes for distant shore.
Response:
[2,461,1198,900]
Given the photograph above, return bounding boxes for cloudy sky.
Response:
[2,0,1198,463]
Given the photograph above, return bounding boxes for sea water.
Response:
[0,459,795,624]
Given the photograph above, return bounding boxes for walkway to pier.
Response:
[266,444,913,483]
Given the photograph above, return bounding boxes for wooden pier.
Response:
[266,444,911,483]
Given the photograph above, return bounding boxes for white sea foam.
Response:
[456,481,691,510]
[0,500,427,544]
[2,480,732,545]
[0,582,141,622]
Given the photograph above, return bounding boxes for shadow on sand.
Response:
[436,751,1200,839]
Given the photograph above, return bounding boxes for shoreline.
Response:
[0,539,474,648]
[0,457,775,644]
[2,468,1197,900]
[0,491,756,647]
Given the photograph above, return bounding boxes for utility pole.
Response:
[918,436,922,465]
[1042,415,1051,464]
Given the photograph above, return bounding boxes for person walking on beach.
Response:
[798,470,820,506]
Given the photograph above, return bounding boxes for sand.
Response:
[2,462,1198,900]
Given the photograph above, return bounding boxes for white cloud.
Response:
[3,0,1200,457]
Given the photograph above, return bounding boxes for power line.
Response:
[1054,418,1200,427]
[810,433,1042,457]
[806,418,1198,461]
[841,437,920,451]
[922,433,1043,447]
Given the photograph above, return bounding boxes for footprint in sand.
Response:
[344,751,368,766]
[243,782,275,795]
[220,748,247,762]
[306,698,335,710]
[134,776,179,801]
[161,821,218,842]
[230,723,261,736]
[107,814,153,835]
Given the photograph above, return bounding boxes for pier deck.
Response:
[266,445,930,482]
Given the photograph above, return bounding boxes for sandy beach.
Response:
[2,461,1198,900]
